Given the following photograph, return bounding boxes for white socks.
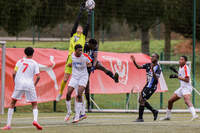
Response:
[81,96,86,115]
[166,109,171,118]
[165,107,196,119]
[7,108,14,126]
[7,108,38,126]
[75,102,82,118]
[33,109,38,122]
[189,106,196,117]
[66,101,71,114]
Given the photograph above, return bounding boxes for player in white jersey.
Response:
[160,56,198,121]
[65,44,92,123]
[1,47,42,130]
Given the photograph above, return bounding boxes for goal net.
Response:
[90,60,200,113]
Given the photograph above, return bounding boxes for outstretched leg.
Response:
[95,61,119,83]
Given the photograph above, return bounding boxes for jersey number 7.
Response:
[22,63,29,73]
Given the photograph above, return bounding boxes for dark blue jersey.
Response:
[142,63,161,88]
[84,42,98,62]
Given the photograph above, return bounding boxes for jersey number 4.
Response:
[22,63,29,73]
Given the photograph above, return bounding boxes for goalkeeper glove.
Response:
[169,74,178,79]
[169,66,178,74]
[80,2,85,11]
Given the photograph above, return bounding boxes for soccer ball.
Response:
[85,0,95,10]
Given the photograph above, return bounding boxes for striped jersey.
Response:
[142,63,161,88]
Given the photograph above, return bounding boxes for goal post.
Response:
[0,41,6,115]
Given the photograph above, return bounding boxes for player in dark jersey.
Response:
[130,53,161,122]
[84,39,119,111]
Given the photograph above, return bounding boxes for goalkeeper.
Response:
[56,4,92,101]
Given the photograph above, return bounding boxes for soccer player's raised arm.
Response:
[130,55,143,69]
[83,10,92,37]
[70,5,84,37]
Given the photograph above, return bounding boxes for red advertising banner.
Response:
[0,48,167,107]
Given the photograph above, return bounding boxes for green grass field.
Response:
[3,40,200,112]
[6,40,180,54]
[1,113,200,133]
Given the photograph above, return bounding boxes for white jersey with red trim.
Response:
[71,53,92,79]
[178,64,192,87]
[14,58,40,90]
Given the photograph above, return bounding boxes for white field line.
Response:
[7,120,200,129]
[0,114,194,120]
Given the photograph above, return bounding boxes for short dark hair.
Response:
[153,53,159,60]
[88,39,97,46]
[24,47,34,56]
[181,55,188,61]
[75,44,82,50]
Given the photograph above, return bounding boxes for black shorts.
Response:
[141,86,157,100]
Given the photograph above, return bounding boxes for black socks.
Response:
[139,105,145,119]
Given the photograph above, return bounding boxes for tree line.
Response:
[0,0,199,59]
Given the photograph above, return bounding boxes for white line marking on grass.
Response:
[8,119,200,129]
[2,114,194,120]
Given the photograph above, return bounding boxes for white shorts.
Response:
[11,89,37,103]
[174,86,193,98]
[68,76,88,95]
